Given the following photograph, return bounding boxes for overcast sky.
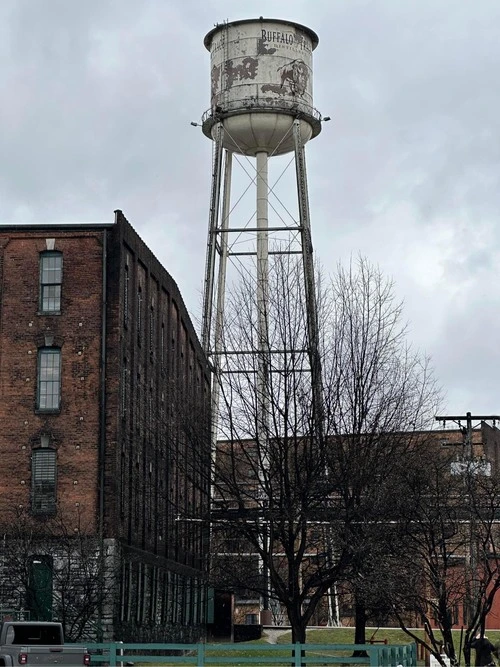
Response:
[1,0,500,418]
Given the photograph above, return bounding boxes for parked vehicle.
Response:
[0,621,90,666]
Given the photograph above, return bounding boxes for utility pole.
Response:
[435,413,500,462]
[435,412,500,629]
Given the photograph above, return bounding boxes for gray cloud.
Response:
[1,0,500,413]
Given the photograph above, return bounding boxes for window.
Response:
[120,562,128,622]
[148,387,153,427]
[136,562,145,625]
[120,561,132,622]
[121,360,128,419]
[37,348,61,411]
[150,566,158,624]
[120,452,126,518]
[137,286,143,343]
[185,578,192,625]
[124,264,129,327]
[31,449,57,515]
[149,305,155,358]
[161,322,165,367]
[39,252,62,313]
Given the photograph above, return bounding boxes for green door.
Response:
[27,555,53,621]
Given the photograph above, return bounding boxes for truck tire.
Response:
[0,655,13,666]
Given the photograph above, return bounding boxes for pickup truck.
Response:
[0,621,90,666]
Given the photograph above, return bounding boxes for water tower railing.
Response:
[202,98,323,124]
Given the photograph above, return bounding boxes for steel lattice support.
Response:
[293,119,325,439]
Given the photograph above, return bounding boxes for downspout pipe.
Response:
[97,225,108,641]
[99,228,108,538]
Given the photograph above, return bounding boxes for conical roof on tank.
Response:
[202,18,322,156]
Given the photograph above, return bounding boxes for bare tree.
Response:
[0,507,115,641]
[209,254,349,645]
[197,255,440,646]
[320,259,441,646]
[389,439,500,667]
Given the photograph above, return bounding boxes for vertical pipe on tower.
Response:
[256,150,269,444]
[256,150,271,621]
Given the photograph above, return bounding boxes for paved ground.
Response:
[262,628,290,644]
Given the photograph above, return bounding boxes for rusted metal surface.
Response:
[202,19,322,156]
[207,20,315,114]
[224,56,258,89]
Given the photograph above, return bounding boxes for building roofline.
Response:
[0,223,114,232]
[217,426,496,445]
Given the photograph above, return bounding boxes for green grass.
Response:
[95,629,500,666]
[274,627,500,665]
[116,630,418,666]
[276,627,422,645]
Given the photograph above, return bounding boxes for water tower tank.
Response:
[202,18,321,156]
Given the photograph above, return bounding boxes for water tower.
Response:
[200,18,326,621]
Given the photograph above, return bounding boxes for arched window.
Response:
[39,252,62,313]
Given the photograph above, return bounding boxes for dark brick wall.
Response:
[104,214,211,641]
[105,213,211,567]
[113,544,206,643]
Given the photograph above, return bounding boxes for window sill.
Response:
[37,311,61,316]
[35,409,61,415]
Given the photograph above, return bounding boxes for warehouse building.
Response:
[0,211,211,642]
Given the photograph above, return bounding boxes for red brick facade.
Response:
[0,230,104,529]
[0,212,211,641]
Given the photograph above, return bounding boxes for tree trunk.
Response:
[289,609,307,667]
[290,614,307,645]
[353,598,369,658]
[441,625,457,666]
[463,642,472,667]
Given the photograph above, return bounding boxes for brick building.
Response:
[0,211,211,641]
[214,422,500,631]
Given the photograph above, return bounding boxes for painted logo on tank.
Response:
[261,60,309,97]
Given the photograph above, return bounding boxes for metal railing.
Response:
[201,99,324,125]
[76,641,417,666]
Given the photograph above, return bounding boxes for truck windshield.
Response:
[11,625,62,645]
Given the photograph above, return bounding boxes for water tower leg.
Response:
[293,120,324,431]
[211,150,233,445]
[202,122,224,352]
